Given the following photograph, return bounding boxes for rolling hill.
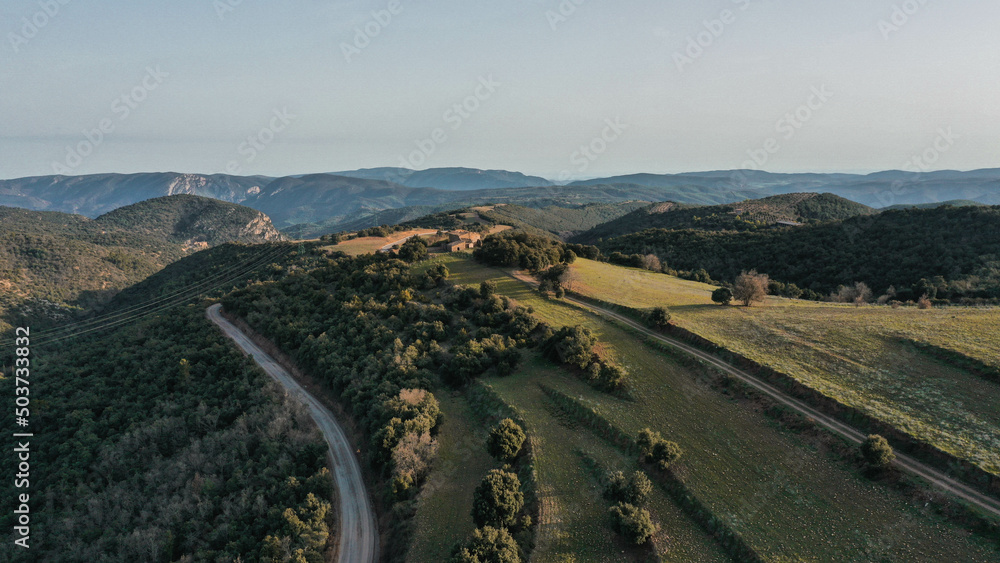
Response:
[478,201,650,239]
[0,195,282,329]
[573,193,875,243]
[596,204,1000,300]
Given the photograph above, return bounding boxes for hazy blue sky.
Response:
[2,0,998,179]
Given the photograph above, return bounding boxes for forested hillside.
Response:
[479,202,649,239]
[0,196,283,332]
[598,205,1000,301]
[0,244,331,562]
[96,194,283,249]
[222,250,551,561]
[573,193,874,243]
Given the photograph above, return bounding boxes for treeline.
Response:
[222,252,541,560]
[0,305,332,562]
[473,231,600,272]
[597,205,1000,302]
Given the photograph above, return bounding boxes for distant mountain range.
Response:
[1,167,998,237]
[327,166,555,190]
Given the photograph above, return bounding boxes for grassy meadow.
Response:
[413,252,1000,561]
[408,392,498,562]
[563,258,1000,476]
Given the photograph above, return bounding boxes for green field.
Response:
[420,253,1000,561]
[487,357,728,562]
[563,258,1000,476]
[408,392,498,562]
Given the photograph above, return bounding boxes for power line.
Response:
[23,243,290,341]
[4,244,295,348]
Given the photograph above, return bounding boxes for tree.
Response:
[487,419,526,463]
[711,287,733,306]
[398,237,428,262]
[861,434,895,468]
[733,270,769,307]
[642,254,661,272]
[647,307,671,329]
[472,470,524,528]
[451,526,522,563]
[604,470,652,505]
[608,503,657,545]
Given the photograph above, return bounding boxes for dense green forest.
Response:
[597,205,1000,301]
[0,241,327,562]
[0,307,332,562]
[222,251,544,561]
[573,193,874,244]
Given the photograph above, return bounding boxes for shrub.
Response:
[544,326,597,370]
[636,428,683,470]
[861,434,895,468]
[472,470,524,528]
[487,419,526,463]
[917,294,933,309]
[603,470,652,506]
[451,526,522,563]
[711,287,733,305]
[608,503,657,545]
[597,362,627,391]
[647,306,671,329]
[480,280,498,298]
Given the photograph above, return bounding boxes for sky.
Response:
[1,0,998,180]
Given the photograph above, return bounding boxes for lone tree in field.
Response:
[451,526,522,563]
[472,469,524,528]
[711,287,734,306]
[487,419,526,462]
[861,434,895,469]
[647,306,671,329]
[733,270,769,307]
[608,503,658,545]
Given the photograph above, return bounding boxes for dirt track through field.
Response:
[510,272,1000,519]
[207,304,379,563]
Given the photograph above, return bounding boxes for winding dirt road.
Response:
[207,304,379,563]
[512,273,1000,519]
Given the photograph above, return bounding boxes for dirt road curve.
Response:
[207,304,379,563]
[512,273,1000,518]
